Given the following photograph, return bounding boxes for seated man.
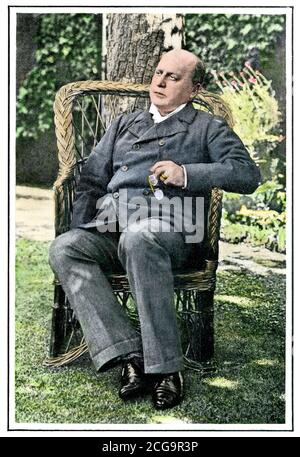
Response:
[49,49,261,410]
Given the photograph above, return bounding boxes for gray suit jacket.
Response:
[70,102,261,242]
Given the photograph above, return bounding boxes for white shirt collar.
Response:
[149,103,187,124]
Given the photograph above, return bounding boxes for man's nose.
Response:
[157,75,166,87]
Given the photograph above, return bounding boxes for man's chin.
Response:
[151,100,175,116]
[151,97,166,107]
[151,94,168,106]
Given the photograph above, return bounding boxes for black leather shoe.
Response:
[119,358,146,400]
[152,372,184,410]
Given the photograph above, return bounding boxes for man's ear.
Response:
[190,83,201,99]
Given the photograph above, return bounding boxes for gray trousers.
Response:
[49,218,195,374]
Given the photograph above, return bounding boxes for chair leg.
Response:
[49,284,69,357]
[184,290,214,363]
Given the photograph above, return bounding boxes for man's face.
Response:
[150,52,197,116]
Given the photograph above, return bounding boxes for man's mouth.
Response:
[154,92,166,97]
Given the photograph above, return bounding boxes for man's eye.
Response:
[169,75,177,81]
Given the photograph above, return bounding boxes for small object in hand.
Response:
[160,173,168,181]
[148,174,158,186]
[153,189,164,200]
[148,174,164,200]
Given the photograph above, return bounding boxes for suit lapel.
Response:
[127,111,154,140]
[127,102,198,144]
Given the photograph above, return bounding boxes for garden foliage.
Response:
[213,67,285,252]
[221,179,286,253]
[17,14,100,140]
[185,14,285,87]
[214,65,282,165]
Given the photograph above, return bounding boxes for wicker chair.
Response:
[45,80,233,370]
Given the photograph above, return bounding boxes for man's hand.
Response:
[150,160,184,187]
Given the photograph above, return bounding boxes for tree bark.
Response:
[105,13,183,83]
[102,13,184,119]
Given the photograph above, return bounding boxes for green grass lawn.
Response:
[15,239,286,425]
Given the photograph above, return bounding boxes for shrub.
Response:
[222,178,286,253]
[213,65,283,169]
[215,69,285,252]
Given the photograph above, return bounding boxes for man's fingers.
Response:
[149,161,183,186]
[150,161,173,172]
[151,165,167,178]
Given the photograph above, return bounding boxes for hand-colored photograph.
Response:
[12,6,291,430]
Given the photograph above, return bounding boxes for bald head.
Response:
[160,49,205,85]
[162,49,198,64]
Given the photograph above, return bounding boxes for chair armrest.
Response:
[53,179,75,236]
[206,187,223,261]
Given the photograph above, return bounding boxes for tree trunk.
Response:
[102,13,184,120]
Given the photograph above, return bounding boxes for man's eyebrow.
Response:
[156,68,181,77]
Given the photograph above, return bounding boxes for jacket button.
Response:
[132,144,140,150]
[121,165,128,171]
[158,139,165,146]
[113,192,119,199]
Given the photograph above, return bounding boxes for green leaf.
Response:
[19,105,28,114]
[62,46,71,57]
[267,23,284,34]
[16,126,24,137]
[50,45,59,53]
[241,23,253,35]
[18,86,28,98]
[58,36,68,45]
[227,39,236,50]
